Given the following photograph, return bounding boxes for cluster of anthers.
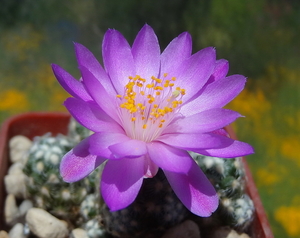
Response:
[116,73,186,141]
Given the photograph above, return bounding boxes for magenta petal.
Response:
[60,137,106,182]
[174,47,216,101]
[197,138,255,158]
[80,66,119,122]
[51,64,92,101]
[109,139,147,159]
[64,97,121,133]
[181,74,246,116]
[74,43,116,95]
[164,161,218,217]
[157,133,222,150]
[101,157,144,211]
[89,132,130,159]
[102,29,135,94]
[160,32,192,75]
[164,109,242,134]
[132,24,160,79]
[147,142,193,173]
[206,59,229,84]
[143,154,159,178]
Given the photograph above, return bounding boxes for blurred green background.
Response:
[1,1,300,237]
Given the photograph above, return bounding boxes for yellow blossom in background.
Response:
[275,206,300,237]
[228,87,271,122]
[256,167,280,187]
[49,89,69,112]
[256,161,288,191]
[280,136,300,168]
[0,89,29,113]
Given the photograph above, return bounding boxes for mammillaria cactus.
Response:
[100,169,189,238]
[191,152,255,230]
[22,131,99,225]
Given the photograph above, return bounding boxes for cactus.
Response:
[100,169,190,238]
[20,118,254,237]
[190,152,255,229]
[23,132,98,225]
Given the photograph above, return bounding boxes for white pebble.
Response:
[208,226,250,238]
[9,135,32,164]
[26,208,69,238]
[4,194,20,224]
[8,162,24,175]
[8,223,25,238]
[0,230,9,238]
[4,173,28,198]
[19,200,33,216]
[71,228,88,238]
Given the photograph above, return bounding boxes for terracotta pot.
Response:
[0,112,273,237]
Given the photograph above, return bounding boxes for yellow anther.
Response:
[156,78,162,83]
[119,74,185,130]
[130,108,137,113]
[134,75,141,80]
[154,86,163,90]
[146,84,154,88]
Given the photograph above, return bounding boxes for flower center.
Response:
[116,73,185,142]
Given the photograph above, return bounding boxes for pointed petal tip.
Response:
[195,194,219,217]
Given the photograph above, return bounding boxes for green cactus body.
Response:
[190,152,255,230]
[20,118,254,237]
[23,132,98,225]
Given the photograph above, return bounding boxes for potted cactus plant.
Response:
[0,24,274,237]
[0,112,273,237]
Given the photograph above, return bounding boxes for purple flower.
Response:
[52,24,254,217]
